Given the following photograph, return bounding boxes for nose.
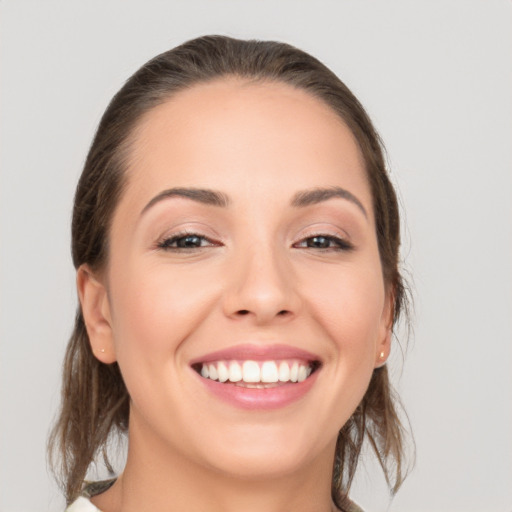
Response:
[222,246,301,325]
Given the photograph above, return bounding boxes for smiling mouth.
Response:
[192,359,321,388]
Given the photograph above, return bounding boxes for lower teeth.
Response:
[234,382,284,389]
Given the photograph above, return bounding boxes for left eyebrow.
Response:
[140,187,230,216]
[291,187,368,218]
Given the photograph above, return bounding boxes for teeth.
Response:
[297,365,308,382]
[290,362,299,382]
[199,360,314,384]
[208,364,218,381]
[261,361,279,383]
[242,361,260,383]
[278,361,290,382]
[217,361,229,382]
[228,361,242,382]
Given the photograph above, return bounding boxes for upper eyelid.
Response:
[154,223,353,246]
[154,231,221,251]
[297,233,346,241]
[156,233,352,252]
[160,232,217,243]
[156,224,223,242]
[294,234,353,246]
[294,227,351,242]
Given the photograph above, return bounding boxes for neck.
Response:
[91,414,338,512]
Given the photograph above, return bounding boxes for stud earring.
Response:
[380,351,385,359]
[99,348,106,353]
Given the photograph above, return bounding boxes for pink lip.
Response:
[190,344,321,410]
[189,343,321,365]
[196,371,319,410]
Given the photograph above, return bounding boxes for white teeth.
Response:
[261,361,279,383]
[297,365,308,382]
[242,361,261,383]
[290,362,299,382]
[208,364,218,381]
[228,361,242,382]
[217,361,229,382]
[278,361,290,382]
[199,360,314,384]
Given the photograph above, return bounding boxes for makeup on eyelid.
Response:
[156,233,353,252]
[150,215,357,253]
[138,191,366,252]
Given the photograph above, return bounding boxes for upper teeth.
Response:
[200,360,312,384]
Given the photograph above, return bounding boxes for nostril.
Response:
[233,309,292,319]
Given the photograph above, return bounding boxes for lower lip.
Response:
[195,371,319,410]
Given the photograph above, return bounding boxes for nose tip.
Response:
[223,253,300,324]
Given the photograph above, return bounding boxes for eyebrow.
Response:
[141,187,230,215]
[291,187,367,217]
[140,185,367,218]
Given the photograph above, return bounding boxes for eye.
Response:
[294,234,353,251]
[157,233,218,251]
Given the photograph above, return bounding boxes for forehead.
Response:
[123,78,371,211]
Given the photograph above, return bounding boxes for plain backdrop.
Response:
[1,1,511,511]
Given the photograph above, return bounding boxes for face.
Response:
[79,79,392,480]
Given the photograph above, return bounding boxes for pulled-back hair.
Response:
[49,35,411,510]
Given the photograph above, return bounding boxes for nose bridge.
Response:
[224,237,299,323]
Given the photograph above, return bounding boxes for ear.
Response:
[375,287,394,368]
[77,264,117,364]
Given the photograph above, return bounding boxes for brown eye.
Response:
[158,233,216,250]
[307,236,331,249]
[175,235,203,248]
[294,235,354,252]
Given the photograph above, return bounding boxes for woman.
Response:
[50,35,410,512]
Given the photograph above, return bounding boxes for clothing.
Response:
[65,480,364,512]
[65,496,101,512]
[65,480,114,512]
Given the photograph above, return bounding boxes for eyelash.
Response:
[156,232,219,251]
[157,232,353,252]
[293,234,354,252]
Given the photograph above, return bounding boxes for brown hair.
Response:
[49,35,411,509]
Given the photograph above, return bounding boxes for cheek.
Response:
[304,261,385,356]
[107,261,220,361]
[284,263,385,432]
[105,260,225,429]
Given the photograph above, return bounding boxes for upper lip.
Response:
[189,344,321,365]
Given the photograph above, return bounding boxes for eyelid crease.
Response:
[293,233,354,251]
[294,223,352,241]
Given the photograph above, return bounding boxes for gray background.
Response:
[1,1,511,511]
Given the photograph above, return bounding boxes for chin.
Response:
[192,421,332,481]
[205,448,315,481]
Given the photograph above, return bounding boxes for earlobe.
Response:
[375,334,391,368]
[375,289,394,368]
[77,265,117,364]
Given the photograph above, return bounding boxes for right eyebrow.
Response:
[140,187,230,216]
[291,186,368,218]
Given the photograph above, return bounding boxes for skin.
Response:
[78,79,392,512]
